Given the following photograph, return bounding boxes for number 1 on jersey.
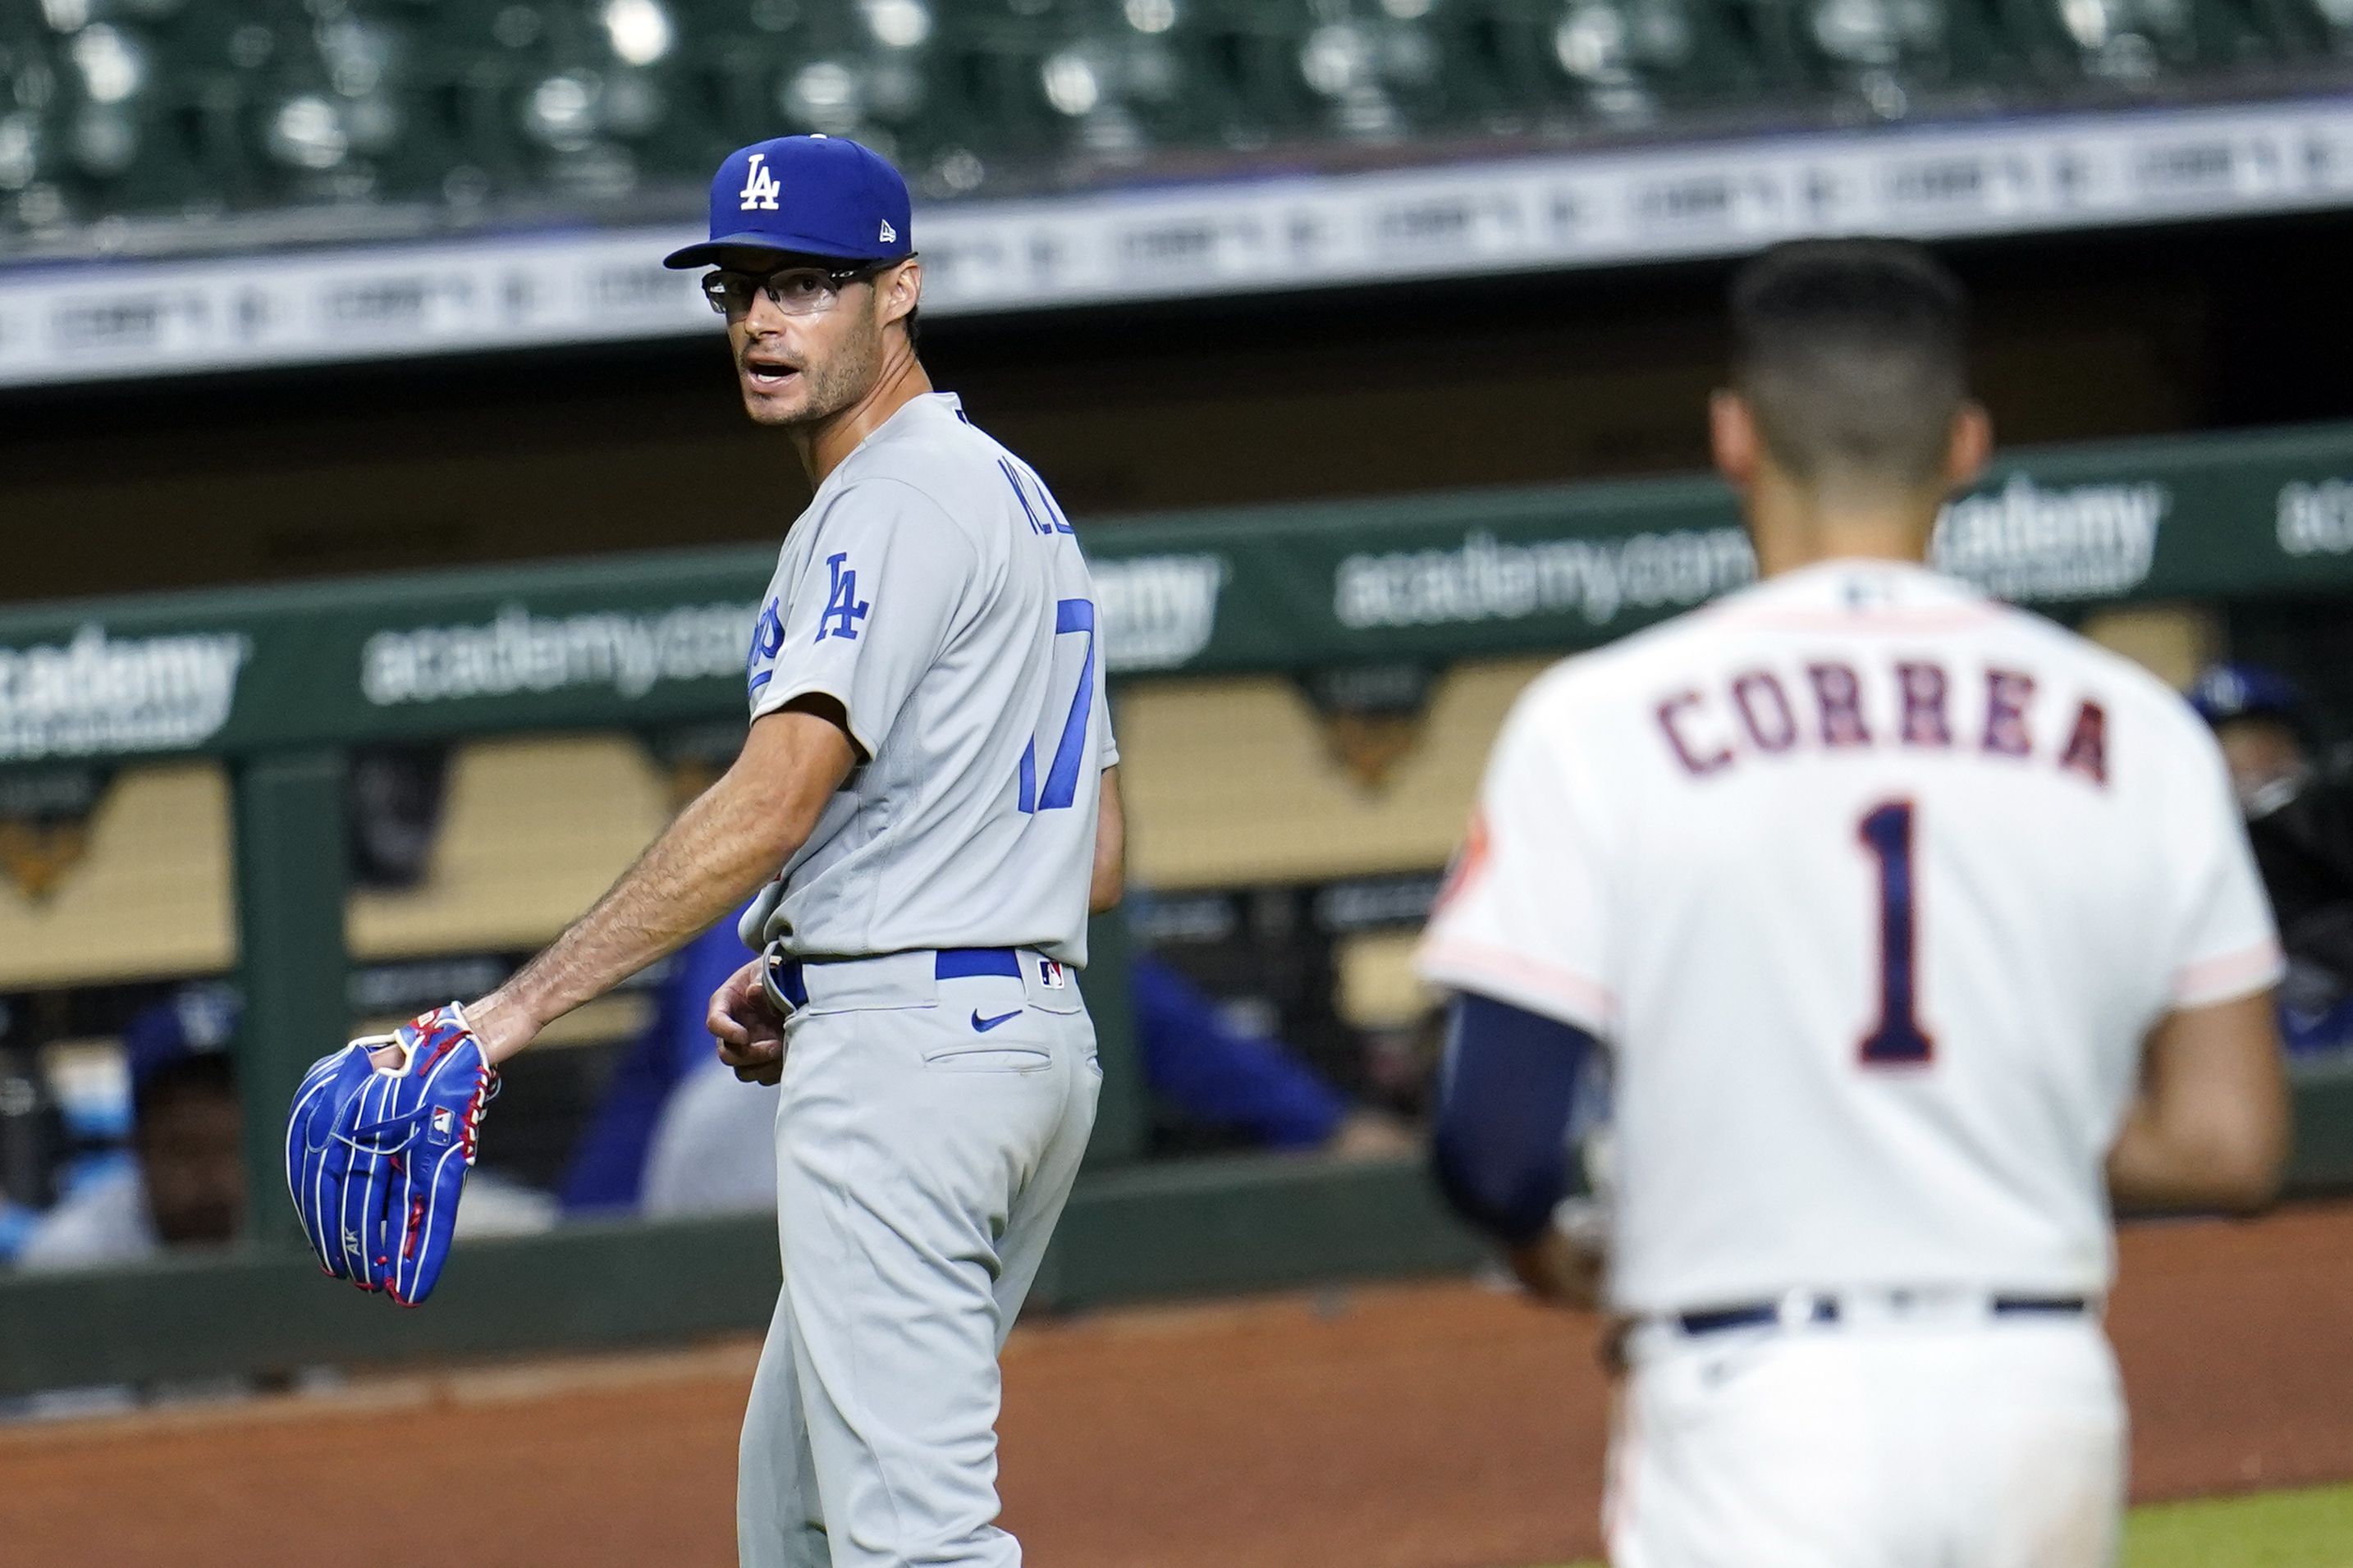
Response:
[1857,799,1934,1065]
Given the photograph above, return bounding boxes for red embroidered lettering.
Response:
[1808,661,1872,747]
[1731,670,1797,752]
[1984,668,2035,758]
[1657,691,1733,776]
[2058,699,2108,787]
[1896,661,1951,748]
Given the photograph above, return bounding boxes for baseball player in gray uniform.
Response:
[456,135,1122,1568]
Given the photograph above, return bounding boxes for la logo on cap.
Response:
[739,151,781,212]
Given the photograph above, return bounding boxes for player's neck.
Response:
[795,345,934,487]
[1746,470,1939,578]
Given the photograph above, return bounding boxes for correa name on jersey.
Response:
[1654,652,2110,787]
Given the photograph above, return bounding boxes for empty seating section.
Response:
[0,0,2343,236]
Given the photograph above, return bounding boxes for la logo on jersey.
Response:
[817,552,871,642]
[747,598,785,697]
[739,152,781,212]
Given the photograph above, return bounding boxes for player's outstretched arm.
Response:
[2106,991,2289,1215]
[1090,766,1125,915]
[462,701,858,1065]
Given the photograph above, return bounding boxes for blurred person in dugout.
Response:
[17,990,551,1272]
[567,934,1417,1218]
[16,991,246,1270]
[560,741,1415,1218]
[2190,662,2353,1056]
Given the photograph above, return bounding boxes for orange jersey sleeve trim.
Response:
[1417,935,1618,1029]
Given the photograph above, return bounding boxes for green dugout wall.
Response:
[3,420,2353,1393]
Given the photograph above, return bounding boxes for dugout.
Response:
[2,414,2353,1396]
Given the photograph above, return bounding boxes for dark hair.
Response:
[135,1050,236,1131]
[1728,239,1969,491]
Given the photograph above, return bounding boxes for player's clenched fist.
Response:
[708,956,788,1085]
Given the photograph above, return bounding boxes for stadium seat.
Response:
[2286,0,2353,53]
[1736,0,2021,119]
[673,0,804,157]
[922,0,1249,177]
[240,3,455,207]
[1450,0,1770,130]
[404,0,730,203]
[2003,0,2284,85]
[927,2,1060,163]
[1,0,2334,233]
[1033,0,1241,163]
[25,14,217,222]
[0,18,68,234]
[1179,1,1328,144]
[677,0,946,178]
[1183,0,1467,144]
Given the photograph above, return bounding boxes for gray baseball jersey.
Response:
[738,392,1116,966]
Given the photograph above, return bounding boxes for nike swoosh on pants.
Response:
[971,1009,1023,1033]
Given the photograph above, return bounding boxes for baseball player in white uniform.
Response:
[1417,240,2289,1566]
[455,135,1122,1568]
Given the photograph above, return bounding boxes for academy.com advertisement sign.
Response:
[0,587,774,763]
[1930,474,2168,601]
[2277,478,2353,560]
[1309,471,2177,651]
[0,624,250,764]
[358,603,757,707]
[1332,526,1758,632]
[1,423,2350,763]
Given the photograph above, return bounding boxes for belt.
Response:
[1674,1291,2090,1337]
[762,945,1022,1011]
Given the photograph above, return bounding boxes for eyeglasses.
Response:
[700,263,886,318]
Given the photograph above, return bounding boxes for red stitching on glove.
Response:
[413,1008,469,1072]
[460,1070,493,1159]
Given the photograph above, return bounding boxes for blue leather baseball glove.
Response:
[284,1003,498,1306]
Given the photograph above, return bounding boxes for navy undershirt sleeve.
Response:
[1431,992,1597,1245]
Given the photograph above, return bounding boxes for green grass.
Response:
[2126,1483,2353,1567]
[1531,1481,2353,1568]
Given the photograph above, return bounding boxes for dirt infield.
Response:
[7,1199,2353,1568]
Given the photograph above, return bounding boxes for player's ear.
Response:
[878,258,922,333]
[1709,390,1760,492]
[1943,400,1993,494]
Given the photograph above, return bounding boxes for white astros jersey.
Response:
[1419,558,2281,1314]
[739,391,1116,966]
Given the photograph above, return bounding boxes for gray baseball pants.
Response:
[737,949,1100,1568]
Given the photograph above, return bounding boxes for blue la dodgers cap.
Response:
[2189,662,2308,734]
[663,135,914,269]
[124,983,240,1094]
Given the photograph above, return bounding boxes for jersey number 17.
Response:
[1016,598,1096,815]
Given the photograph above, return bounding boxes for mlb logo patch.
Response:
[1037,959,1067,990]
[428,1107,456,1146]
